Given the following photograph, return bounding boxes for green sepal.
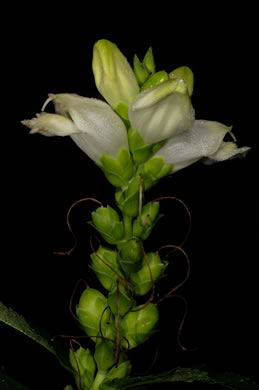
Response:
[128,128,159,164]
[120,303,159,349]
[118,239,143,273]
[132,201,160,240]
[100,361,132,390]
[115,102,131,129]
[143,47,155,75]
[117,175,141,218]
[169,65,194,96]
[90,247,124,291]
[76,288,109,339]
[107,281,135,316]
[94,341,116,371]
[128,128,144,152]
[100,149,134,187]
[140,157,173,190]
[141,70,169,92]
[130,252,168,296]
[91,205,125,244]
[133,54,149,86]
[69,347,96,390]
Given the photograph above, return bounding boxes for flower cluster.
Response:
[22,40,250,390]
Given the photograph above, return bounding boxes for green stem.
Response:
[90,370,107,390]
[123,214,132,239]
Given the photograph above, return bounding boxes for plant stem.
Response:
[123,215,132,239]
[90,370,107,390]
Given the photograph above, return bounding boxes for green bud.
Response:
[169,66,194,96]
[141,71,169,92]
[64,386,73,390]
[107,281,135,316]
[69,347,96,390]
[76,288,109,338]
[91,205,125,244]
[130,252,167,296]
[128,128,153,164]
[133,54,149,86]
[101,361,132,390]
[90,246,124,291]
[132,201,160,240]
[118,239,143,273]
[100,149,134,187]
[120,303,159,349]
[143,47,156,74]
[94,340,115,371]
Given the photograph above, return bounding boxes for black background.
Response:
[1,5,258,390]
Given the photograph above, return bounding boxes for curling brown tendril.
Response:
[53,197,103,256]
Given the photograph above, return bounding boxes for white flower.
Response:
[128,78,195,144]
[22,93,129,163]
[92,39,139,109]
[153,120,250,173]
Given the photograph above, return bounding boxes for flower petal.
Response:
[21,112,79,136]
[129,79,195,144]
[203,141,250,164]
[51,93,129,162]
[154,119,248,172]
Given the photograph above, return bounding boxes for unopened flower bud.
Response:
[92,39,139,109]
[130,252,167,296]
[118,239,143,273]
[120,303,159,349]
[76,288,109,338]
[133,201,160,240]
[141,70,169,92]
[91,205,125,244]
[69,347,96,390]
[143,47,156,75]
[91,247,124,291]
[133,54,149,86]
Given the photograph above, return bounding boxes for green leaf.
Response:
[0,301,71,373]
[99,366,259,389]
[0,368,31,390]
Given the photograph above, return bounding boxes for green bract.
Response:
[120,303,159,349]
[94,340,116,372]
[69,347,96,390]
[130,252,167,296]
[133,201,160,240]
[76,288,109,338]
[118,239,143,273]
[91,205,125,244]
[107,281,135,316]
[90,247,124,291]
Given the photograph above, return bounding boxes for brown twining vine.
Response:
[53,191,194,384]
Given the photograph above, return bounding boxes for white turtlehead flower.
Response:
[153,120,250,173]
[128,78,195,144]
[22,93,129,163]
[92,39,139,109]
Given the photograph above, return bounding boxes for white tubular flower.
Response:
[128,78,195,144]
[153,120,250,173]
[22,93,129,163]
[92,39,139,109]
